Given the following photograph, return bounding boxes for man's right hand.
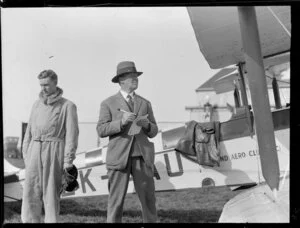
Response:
[121,112,136,126]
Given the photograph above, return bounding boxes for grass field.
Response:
[3,186,243,223]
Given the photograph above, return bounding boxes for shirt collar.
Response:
[120,90,135,100]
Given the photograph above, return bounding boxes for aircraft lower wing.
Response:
[4,171,24,202]
[219,175,289,222]
[4,158,25,202]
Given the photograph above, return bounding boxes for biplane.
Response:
[4,5,290,223]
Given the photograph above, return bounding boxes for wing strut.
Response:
[237,7,280,194]
[237,62,253,137]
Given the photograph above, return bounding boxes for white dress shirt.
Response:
[120,90,135,103]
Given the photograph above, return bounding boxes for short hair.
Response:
[38,70,58,84]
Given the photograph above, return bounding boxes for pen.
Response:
[117,108,137,116]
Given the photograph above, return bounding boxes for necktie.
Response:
[127,95,134,112]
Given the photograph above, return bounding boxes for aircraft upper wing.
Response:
[187,6,290,69]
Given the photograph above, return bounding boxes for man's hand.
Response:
[136,117,150,129]
[121,112,136,126]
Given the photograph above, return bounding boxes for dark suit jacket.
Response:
[97,92,158,170]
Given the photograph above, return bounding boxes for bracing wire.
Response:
[267,7,291,38]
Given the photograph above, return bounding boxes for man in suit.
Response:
[97,61,158,223]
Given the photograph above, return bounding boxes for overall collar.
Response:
[39,87,63,105]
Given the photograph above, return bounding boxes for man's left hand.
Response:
[136,118,150,129]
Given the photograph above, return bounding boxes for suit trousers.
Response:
[106,156,157,223]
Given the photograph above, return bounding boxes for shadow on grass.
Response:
[60,200,222,223]
[118,208,222,223]
[4,186,232,223]
[4,201,222,223]
[123,210,141,219]
[58,188,227,223]
[4,199,107,219]
[157,209,222,223]
[60,199,107,217]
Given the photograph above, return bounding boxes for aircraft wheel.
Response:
[202,177,215,187]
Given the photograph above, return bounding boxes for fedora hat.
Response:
[112,61,143,83]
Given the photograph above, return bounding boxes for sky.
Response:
[2,7,219,139]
